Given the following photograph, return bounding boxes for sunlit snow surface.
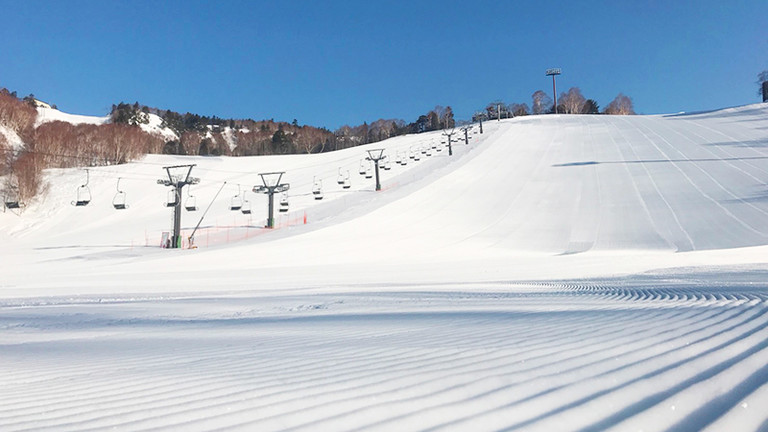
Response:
[2,105,768,431]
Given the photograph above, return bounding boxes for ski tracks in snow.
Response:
[1,278,767,431]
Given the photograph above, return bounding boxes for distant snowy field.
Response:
[2,104,768,431]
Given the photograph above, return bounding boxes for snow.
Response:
[34,106,109,127]
[140,112,178,141]
[221,126,238,151]
[2,103,768,430]
[0,125,25,151]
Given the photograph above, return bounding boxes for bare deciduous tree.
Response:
[559,87,586,114]
[531,91,552,115]
[0,90,37,139]
[604,93,636,115]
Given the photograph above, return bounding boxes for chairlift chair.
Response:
[230,185,243,211]
[343,170,351,189]
[337,168,345,185]
[185,188,198,211]
[72,169,91,206]
[241,199,252,214]
[395,152,403,165]
[165,189,178,207]
[358,159,367,175]
[4,188,21,209]
[112,178,127,210]
[382,156,391,170]
[279,193,289,212]
[312,177,324,200]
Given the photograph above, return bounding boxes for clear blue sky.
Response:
[1,0,765,129]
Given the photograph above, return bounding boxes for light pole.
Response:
[546,68,561,114]
[366,149,385,191]
[157,164,199,248]
[253,172,290,228]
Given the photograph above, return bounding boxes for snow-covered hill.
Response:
[34,106,110,127]
[2,104,768,431]
[33,106,178,141]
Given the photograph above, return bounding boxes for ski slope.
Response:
[2,104,768,431]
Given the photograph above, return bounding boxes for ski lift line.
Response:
[189,181,228,243]
[3,145,411,179]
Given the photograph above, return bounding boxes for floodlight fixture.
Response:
[366,149,386,191]
[253,171,289,228]
[546,68,562,114]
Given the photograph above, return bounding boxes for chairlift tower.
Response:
[253,172,290,228]
[476,112,483,134]
[546,68,561,114]
[460,125,472,144]
[442,128,456,156]
[366,149,386,191]
[157,164,199,248]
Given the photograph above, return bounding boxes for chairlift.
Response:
[241,199,252,214]
[395,152,403,165]
[413,150,421,161]
[279,193,289,212]
[166,189,179,207]
[382,156,391,170]
[312,177,324,200]
[337,168,345,185]
[358,159,367,175]
[230,185,243,211]
[112,177,127,210]
[364,163,373,179]
[185,186,198,211]
[72,169,91,207]
[4,182,21,209]
[343,170,351,189]
[425,147,432,157]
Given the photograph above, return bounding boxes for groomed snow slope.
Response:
[2,104,768,431]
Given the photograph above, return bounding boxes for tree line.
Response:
[476,90,636,121]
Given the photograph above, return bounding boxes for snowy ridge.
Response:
[2,103,768,431]
[34,106,109,127]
